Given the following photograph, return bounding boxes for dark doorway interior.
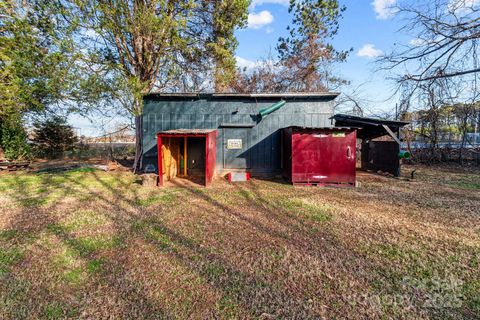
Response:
[187,137,206,176]
[361,140,400,176]
[157,129,217,187]
[159,137,205,186]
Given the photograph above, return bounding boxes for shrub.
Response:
[32,116,78,158]
[0,115,30,161]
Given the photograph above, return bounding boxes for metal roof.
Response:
[332,114,409,140]
[158,129,217,135]
[210,92,339,98]
[145,92,339,100]
[287,126,357,131]
[332,114,409,127]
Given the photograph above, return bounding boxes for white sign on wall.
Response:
[227,139,243,149]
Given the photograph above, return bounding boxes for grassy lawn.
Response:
[0,165,479,319]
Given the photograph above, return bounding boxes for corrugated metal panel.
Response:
[142,97,335,175]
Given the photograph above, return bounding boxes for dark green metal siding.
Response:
[142,96,335,175]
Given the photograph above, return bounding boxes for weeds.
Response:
[0,247,23,275]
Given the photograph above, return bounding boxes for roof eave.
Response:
[144,92,340,100]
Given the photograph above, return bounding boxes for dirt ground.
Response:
[0,164,479,319]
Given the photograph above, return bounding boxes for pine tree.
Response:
[205,0,249,92]
[276,0,350,92]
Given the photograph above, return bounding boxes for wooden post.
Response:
[157,135,163,186]
[184,137,187,176]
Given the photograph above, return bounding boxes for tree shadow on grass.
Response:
[0,170,170,319]
[1,169,473,319]
[171,179,342,257]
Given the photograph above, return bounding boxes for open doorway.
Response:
[157,130,217,187]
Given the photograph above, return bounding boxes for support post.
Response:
[382,124,402,145]
[157,135,163,186]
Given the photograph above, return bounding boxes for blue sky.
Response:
[236,0,408,116]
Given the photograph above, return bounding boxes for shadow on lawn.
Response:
[170,179,340,253]
[1,169,475,319]
[0,169,388,318]
[2,170,345,318]
[88,173,321,317]
[0,170,169,319]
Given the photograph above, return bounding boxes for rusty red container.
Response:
[282,127,356,186]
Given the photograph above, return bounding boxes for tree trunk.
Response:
[459,129,467,165]
[130,94,144,174]
[133,114,143,174]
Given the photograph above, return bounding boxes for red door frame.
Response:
[157,131,217,187]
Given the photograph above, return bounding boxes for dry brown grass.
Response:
[0,164,479,319]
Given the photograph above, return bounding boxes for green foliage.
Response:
[276,0,350,91]
[0,115,30,160]
[0,1,105,160]
[55,0,249,170]
[32,116,78,158]
[64,0,197,112]
[205,0,249,91]
[0,1,81,117]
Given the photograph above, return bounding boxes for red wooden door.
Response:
[205,131,217,186]
[291,130,356,185]
[157,135,164,186]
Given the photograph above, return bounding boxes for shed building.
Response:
[142,93,338,178]
[141,93,409,185]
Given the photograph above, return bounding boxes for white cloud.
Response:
[236,56,260,70]
[248,10,274,29]
[409,36,446,47]
[265,26,274,34]
[447,0,480,14]
[357,44,383,58]
[250,0,289,9]
[372,0,398,19]
[235,56,276,71]
[409,38,425,47]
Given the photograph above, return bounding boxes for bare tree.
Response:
[453,101,479,163]
[379,0,479,163]
[382,0,479,85]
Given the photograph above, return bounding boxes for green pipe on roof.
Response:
[259,100,286,118]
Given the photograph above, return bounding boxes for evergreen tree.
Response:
[276,0,350,92]
[205,0,249,92]
[32,116,78,158]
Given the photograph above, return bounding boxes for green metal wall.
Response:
[142,95,335,175]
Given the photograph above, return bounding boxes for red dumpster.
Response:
[282,127,356,186]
